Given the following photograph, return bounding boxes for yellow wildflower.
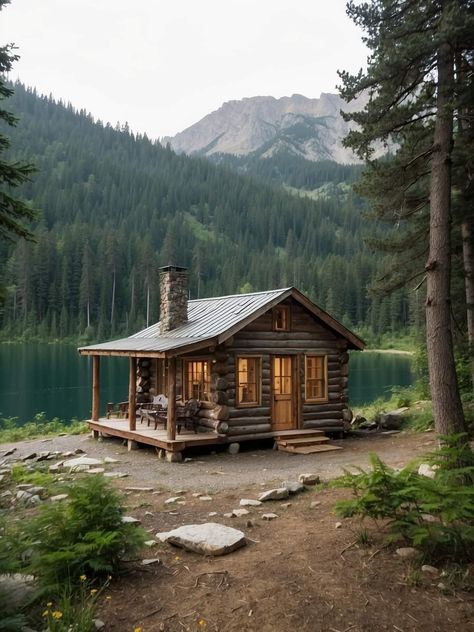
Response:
[52,611,63,620]
[47,602,53,607]
[90,588,98,595]
[80,574,87,581]
[198,620,206,627]
[134,627,143,632]
[106,595,112,601]
[42,610,49,618]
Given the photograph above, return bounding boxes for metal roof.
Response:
[78,286,365,356]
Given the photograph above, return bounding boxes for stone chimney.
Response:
[159,265,188,334]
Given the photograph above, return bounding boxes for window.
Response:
[155,359,168,396]
[237,357,260,406]
[273,305,290,331]
[305,355,327,402]
[184,360,211,401]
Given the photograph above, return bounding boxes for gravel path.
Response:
[0,430,437,491]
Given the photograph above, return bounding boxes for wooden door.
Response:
[272,355,296,430]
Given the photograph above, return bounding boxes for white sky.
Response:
[1,0,368,139]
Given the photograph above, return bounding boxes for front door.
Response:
[272,355,296,430]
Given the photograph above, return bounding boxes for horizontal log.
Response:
[196,419,229,434]
[227,424,272,436]
[302,411,343,420]
[227,417,270,427]
[328,393,342,402]
[234,331,340,342]
[200,401,215,410]
[230,406,271,418]
[198,405,229,421]
[303,419,344,429]
[303,403,344,412]
[211,390,228,405]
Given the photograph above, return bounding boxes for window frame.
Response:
[183,357,212,401]
[304,354,328,403]
[235,355,262,408]
[273,304,290,331]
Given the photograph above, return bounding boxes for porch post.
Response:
[167,356,177,440]
[128,356,137,431]
[92,355,100,421]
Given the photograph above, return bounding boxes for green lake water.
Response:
[0,343,414,424]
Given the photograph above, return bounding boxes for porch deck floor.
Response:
[87,418,225,452]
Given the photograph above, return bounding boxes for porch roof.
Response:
[78,286,365,356]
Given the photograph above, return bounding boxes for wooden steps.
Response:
[275,431,343,455]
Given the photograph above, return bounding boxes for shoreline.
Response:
[364,348,414,356]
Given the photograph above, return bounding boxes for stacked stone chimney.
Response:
[159,265,188,334]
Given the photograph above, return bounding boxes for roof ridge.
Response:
[188,287,292,303]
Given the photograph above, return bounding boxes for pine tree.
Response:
[339,0,474,436]
[0,0,36,247]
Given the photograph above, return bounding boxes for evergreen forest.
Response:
[0,82,412,343]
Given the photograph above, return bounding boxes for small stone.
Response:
[141,558,161,565]
[21,453,37,461]
[103,471,129,478]
[35,451,51,462]
[104,457,119,463]
[0,490,12,498]
[418,463,437,479]
[258,488,290,502]
[284,481,305,495]
[298,473,320,486]
[421,565,439,575]
[262,513,278,520]
[16,484,34,490]
[246,520,253,528]
[280,502,292,508]
[1,448,16,457]
[86,467,105,474]
[437,582,448,591]
[310,501,321,508]
[122,516,141,525]
[421,513,437,523]
[396,547,419,559]
[192,492,201,497]
[60,451,74,458]
[164,496,185,504]
[145,511,154,517]
[232,508,250,517]
[228,443,240,455]
[16,490,32,501]
[74,448,86,454]
[50,494,69,502]
[27,495,41,505]
[144,540,157,547]
[240,499,262,507]
[335,522,342,529]
[199,496,213,501]
[125,487,154,492]
[93,619,105,630]
[223,513,233,518]
[49,461,64,472]
[208,512,218,517]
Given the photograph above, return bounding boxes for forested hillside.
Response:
[0,83,410,342]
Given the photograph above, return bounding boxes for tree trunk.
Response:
[462,217,474,390]
[426,34,466,436]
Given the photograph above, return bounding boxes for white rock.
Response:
[144,540,157,547]
[298,473,320,486]
[103,471,129,478]
[418,463,437,479]
[156,523,247,556]
[49,461,64,472]
[262,513,278,520]
[141,558,161,565]
[208,512,218,517]
[50,494,69,502]
[240,499,262,507]
[125,487,154,492]
[86,467,105,474]
[199,496,213,501]
[93,619,105,630]
[122,516,141,525]
[280,503,292,508]
[223,513,233,518]
[310,501,321,508]
[396,547,419,559]
[232,508,250,517]
[335,522,343,529]
[258,488,289,502]
[284,481,305,495]
[165,496,185,504]
[421,565,439,575]
[104,457,119,463]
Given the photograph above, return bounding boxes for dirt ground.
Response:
[3,431,474,631]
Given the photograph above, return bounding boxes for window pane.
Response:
[305,356,326,401]
[237,357,259,405]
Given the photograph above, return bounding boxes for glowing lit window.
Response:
[184,360,211,401]
[305,355,327,402]
[237,357,260,406]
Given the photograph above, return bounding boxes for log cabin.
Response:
[78,266,364,461]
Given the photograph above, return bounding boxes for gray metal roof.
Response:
[79,288,292,355]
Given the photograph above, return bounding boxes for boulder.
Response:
[284,481,305,495]
[258,488,289,502]
[228,443,240,455]
[0,573,35,609]
[378,408,409,430]
[156,523,247,556]
[232,508,249,517]
[64,456,103,471]
[298,473,320,486]
[262,513,278,520]
[239,499,262,507]
[418,463,438,479]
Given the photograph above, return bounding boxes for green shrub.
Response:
[25,475,146,591]
[333,437,474,562]
[0,413,88,443]
[40,578,105,632]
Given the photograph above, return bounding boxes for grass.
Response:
[356,385,433,430]
[0,412,88,443]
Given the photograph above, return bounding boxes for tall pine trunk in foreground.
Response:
[427,34,466,434]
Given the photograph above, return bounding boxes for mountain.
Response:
[163,93,367,164]
[0,83,410,342]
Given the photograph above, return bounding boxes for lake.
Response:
[0,343,414,423]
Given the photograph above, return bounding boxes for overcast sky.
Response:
[1,0,368,139]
